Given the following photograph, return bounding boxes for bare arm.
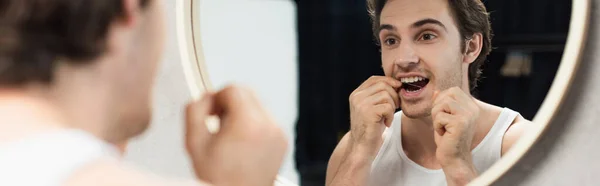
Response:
[326,132,377,186]
[327,76,400,186]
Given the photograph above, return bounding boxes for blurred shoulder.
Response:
[64,157,206,186]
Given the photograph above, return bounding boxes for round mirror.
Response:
[176,0,590,185]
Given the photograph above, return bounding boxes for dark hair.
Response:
[367,0,492,91]
[0,0,150,86]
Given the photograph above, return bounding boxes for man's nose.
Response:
[393,43,419,68]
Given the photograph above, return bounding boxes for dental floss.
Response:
[206,116,221,134]
[195,92,221,134]
[404,83,424,89]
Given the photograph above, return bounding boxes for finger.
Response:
[364,91,397,110]
[431,98,443,120]
[433,88,458,107]
[432,90,440,102]
[383,83,401,109]
[443,87,470,104]
[433,129,443,147]
[454,87,473,101]
[185,92,215,150]
[433,87,472,106]
[359,82,401,107]
[431,96,451,118]
[432,89,447,106]
[214,84,265,115]
[212,85,270,133]
[375,103,396,127]
[432,97,464,117]
[449,87,478,109]
[356,76,402,91]
[433,112,456,136]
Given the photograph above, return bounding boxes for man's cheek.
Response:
[381,59,395,75]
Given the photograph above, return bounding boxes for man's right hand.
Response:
[185,85,288,186]
[348,76,401,159]
[325,76,401,186]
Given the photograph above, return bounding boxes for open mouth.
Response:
[400,76,430,93]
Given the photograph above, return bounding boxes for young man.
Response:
[0,0,287,186]
[326,0,532,185]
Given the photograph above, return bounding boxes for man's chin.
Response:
[403,111,431,119]
[113,111,152,142]
[127,116,151,138]
[400,106,432,119]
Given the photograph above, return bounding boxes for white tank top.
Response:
[0,129,120,186]
[369,108,519,186]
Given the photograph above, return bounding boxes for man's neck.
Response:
[400,114,439,167]
[0,81,117,145]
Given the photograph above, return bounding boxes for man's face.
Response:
[378,0,468,118]
[111,0,166,139]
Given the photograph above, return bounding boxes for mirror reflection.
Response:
[196,0,572,185]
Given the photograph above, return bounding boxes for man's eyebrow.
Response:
[412,18,447,31]
[378,18,447,34]
[378,24,396,34]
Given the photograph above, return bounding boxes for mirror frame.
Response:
[176,0,211,101]
[175,0,591,185]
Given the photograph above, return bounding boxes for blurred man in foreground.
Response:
[0,0,287,185]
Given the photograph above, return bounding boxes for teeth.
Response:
[401,76,425,83]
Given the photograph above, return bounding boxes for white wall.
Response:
[124,0,196,179]
[124,0,300,184]
[199,0,299,183]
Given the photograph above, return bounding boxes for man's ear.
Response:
[463,33,483,64]
[119,0,141,27]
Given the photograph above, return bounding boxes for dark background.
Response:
[293,0,572,185]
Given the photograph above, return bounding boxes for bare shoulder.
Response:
[501,115,534,156]
[64,157,205,186]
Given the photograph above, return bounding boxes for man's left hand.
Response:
[431,87,480,185]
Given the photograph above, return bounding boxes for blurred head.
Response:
[367,0,491,118]
[0,0,165,140]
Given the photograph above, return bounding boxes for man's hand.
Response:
[348,76,401,160]
[185,85,288,186]
[431,87,480,186]
[326,76,401,186]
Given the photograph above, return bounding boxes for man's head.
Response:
[367,0,491,118]
[0,0,165,141]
